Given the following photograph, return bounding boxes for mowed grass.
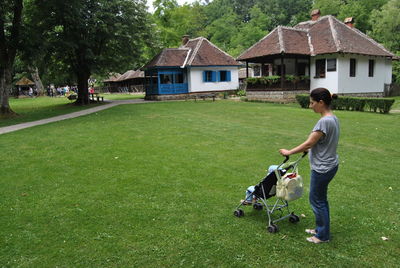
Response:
[0,93,145,128]
[0,100,399,267]
[102,93,145,100]
[0,97,104,128]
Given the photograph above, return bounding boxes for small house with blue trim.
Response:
[237,10,396,101]
[143,36,240,100]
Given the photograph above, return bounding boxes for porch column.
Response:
[280,55,284,90]
[246,61,249,78]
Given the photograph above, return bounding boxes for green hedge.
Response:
[295,94,395,114]
[246,75,310,85]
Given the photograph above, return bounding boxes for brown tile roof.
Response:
[237,15,394,61]
[103,73,121,82]
[144,37,239,69]
[184,37,240,66]
[237,26,310,60]
[143,48,190,68]
[116,70,144,81]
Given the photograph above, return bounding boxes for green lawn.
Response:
[0,93,145,128]
[0,97,104,128]
[1,100,399,267]
[391,96,400,110]
[102,93,144,100]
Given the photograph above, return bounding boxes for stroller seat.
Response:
[252,169,286,200]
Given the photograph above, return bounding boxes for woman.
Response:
[279,88,339,244]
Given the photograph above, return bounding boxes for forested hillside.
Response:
[150,0,399,82]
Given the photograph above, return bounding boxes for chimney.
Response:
[311,9,321,21]
[181,35,189,46]
[344,17,355,28]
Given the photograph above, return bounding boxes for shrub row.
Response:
[295,94,395,114]
[246,75,310,85]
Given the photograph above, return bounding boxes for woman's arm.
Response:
[279,131,324,156]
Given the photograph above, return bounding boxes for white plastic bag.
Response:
[276,172,303,201]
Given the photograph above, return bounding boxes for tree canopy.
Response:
[2,0,399,114]
[28,0,152,104]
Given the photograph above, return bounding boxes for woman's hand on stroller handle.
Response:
[279,149,308,157]
[279,149,291,157]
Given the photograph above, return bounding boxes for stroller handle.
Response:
[282,151,308,162]
[279,151,308,169]
[283,156,289,163]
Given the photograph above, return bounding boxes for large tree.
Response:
[152,0,207,48]
[369,0,400,83]
[0,0,23,115]
[313,0,389,33]
[31,0,152,105]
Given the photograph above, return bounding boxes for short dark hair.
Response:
[310,88,338,106]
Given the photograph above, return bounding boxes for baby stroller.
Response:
[234,152,308,233]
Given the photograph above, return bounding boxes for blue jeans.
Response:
[309,165,338,241]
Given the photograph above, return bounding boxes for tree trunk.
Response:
[76,69,90,105]
[29,66,45,96]
[0,67,15,114]
[0,0,23,115]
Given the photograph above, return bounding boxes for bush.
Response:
[285,74,298,83]
[235,89,246,97]
[246,76,281,85]
[295,95,395,114]
[295,94,309,108]
[246,77,260,85]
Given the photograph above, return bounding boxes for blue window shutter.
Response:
[203,71,207,82]
[227,71,231,82]
[211,71,216,82]
[217,71,221,82]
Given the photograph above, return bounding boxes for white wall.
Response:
[384,58,392,84]
[188,67,239,93]
[337,55,390,94]
[310,55,339,94]
[310,54,392,94]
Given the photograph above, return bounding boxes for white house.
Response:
[143,37,240,100]
[237,10,395,100]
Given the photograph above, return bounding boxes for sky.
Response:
[147,0,199,12]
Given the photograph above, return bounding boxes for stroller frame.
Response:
[234,153,307,233]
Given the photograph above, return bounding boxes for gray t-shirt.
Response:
[309,115,340,173]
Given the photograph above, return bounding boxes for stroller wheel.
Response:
[267,224,279,233]
[234,209,244,217]
[289,213,300,223]
[253,203,263,210]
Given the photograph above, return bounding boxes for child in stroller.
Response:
[240,165,282,205]
[234,153,307,233]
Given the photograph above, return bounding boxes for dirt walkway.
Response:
[0,99,152,135]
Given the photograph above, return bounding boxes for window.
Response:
[174,73,184,84]
[160,74,173,84]
[203,71,216,82]
[315,59,326,78]
[327,59,336,72]
[218,70,231,82]
[368,60,374,77]
[253,65,261,76]
[350,58,356,77]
